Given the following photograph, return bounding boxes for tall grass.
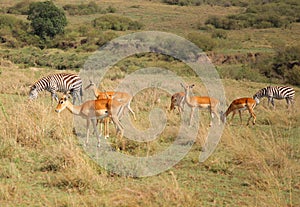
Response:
[0,65,299,206]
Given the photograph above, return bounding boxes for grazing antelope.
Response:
[253,86,295,109]
[221,97,256,126]
[29,73,83,105]
[55,94,124,148]
[169,92,185,114]
[180,83,220,126]
[85,80,136,120]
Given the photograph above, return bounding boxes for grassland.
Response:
[0,0,300,206]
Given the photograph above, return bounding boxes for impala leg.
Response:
[238,110,242,124]
[247,108,256,126]
[127,104,136,120]
[252,112,256,125]
[212,108,220,125]
[179,99,185,114]
[111,115,124,150]
[91,119,101,147]
[189,108,195,126]
[85,119,91,146]
[105,117,109,139]
[230,111,236,125]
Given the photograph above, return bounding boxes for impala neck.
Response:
[91,85,100,97]
[65,100,82,116]
[184,88,193,106]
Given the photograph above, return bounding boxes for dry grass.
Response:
[0,62,299,206]
[0,0,299,206]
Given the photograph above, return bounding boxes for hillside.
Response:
[0,0,299,206]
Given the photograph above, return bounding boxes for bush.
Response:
[92,15,143,31]
[0,14,38,47]
[252,44,300,85]
[27,1,67,39]
[63,1,116,15]
[285,66,300,85]
[211,29,227,39]
[205,1,299,30]
[187,32,216,51]
[7,0,31,15]
[162,0,250,6]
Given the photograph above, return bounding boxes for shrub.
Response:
[92,15,143,31]
[252,44,300,85]
[63,1,113,15]
[211,29,227,39]
[27,1,67,39]
[285,66,300,85]
[0,14,36,47]
[187,32,216,51]
[162,0,250,6]
[7,0,31,15]
[205,1,299,29]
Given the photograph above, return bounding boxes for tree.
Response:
[27,1,67,39]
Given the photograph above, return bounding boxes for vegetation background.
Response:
[0,0,299,206]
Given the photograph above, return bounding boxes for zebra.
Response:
[29,73,83,104]
[253,86,295,109]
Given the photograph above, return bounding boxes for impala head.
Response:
[220,111,226,123]
[55,95,69,113]
[84,80,95,90]
[29,85,38,100]
[180,83,195,94]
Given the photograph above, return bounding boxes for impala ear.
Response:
[63,91,71,99]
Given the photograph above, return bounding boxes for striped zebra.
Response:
[253,86,295,109]
[29,73,83,104]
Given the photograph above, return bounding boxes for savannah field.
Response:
[0,0,300,206]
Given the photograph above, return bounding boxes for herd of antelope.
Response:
[29,73,296,149]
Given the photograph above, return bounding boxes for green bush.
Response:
[7,0,31,15]
[162,0,250,6]
[252,44,300,85]
[63,1,116,15]
[0,47,88,70]
[205,1,299,30]
[285,66,300,85]
[187,32,216,51]
[27,1,67,39]
[92,15,143,31]
[0,14,38,47]
[211,29,227,39]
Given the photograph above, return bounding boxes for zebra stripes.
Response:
[29,73,83,104]
[253,86,295,108]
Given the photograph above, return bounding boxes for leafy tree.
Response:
[27,1,67,39]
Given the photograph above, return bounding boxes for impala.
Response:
[221,97,256,125]
[55,94,124,148]
[180,83,220,126]
[169,92,185,114]
[85,80,136,120]
[85,80,136,140]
